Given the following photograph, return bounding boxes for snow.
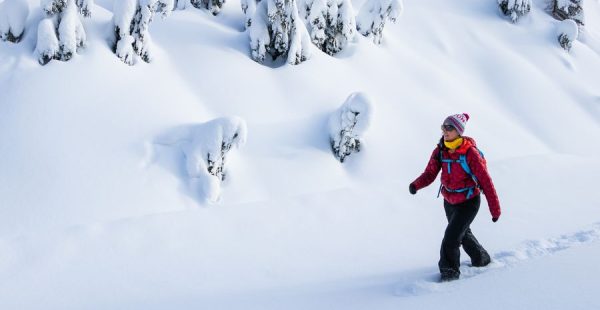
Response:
[112,0,137,34]
[0,0,29,42]
[1,0,600,308]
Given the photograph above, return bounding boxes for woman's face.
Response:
[441,124,460,141]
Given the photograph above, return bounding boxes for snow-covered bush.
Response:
[173,0,225,15]
[35,0,91,65]
[328,92,373,163]
[497,0,531,23]
[356,0,401,44]
[552,0,584,26]
[112,0,174,65]
[557,19,578,51]
[299,0,355,55]
[0,0,29,43]
[241,0,258,28]
[182,117,247,203]
[248,0,312,65]
[35,17,59,65]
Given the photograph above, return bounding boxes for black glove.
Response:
[492,217,499,223]
[409,183,417,195]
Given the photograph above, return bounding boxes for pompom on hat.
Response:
[443,113,470,135]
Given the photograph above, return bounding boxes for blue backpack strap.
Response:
[461,147,483,186]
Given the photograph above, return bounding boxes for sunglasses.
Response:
[441,124,456,132]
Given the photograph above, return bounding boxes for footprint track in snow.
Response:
[395,222,600,297]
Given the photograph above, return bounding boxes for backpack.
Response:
[436,145,485,199]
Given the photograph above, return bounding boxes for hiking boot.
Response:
[471,251,491,267]
[440,271,460,282]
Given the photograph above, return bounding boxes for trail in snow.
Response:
[395,222,600,297]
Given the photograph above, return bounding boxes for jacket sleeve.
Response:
[467,148,501,219]
[411,147,442,191]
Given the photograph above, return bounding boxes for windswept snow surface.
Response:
[1,0,600,308]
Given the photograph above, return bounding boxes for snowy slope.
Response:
[1,0,600,308]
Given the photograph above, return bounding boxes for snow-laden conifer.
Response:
[557,19,578,51]
[35,0,92,65]
[329,92,373,163]
[0,0,29,43]
[355,0,401,44]
[249,0,312,65]
[173,0,225,15]
[112,0,174,65]
[299,0,355,55]
[183,117,247,203]
[552,0,584,26]
[497,0,531,23]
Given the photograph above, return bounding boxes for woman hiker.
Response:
[409,113,501,282]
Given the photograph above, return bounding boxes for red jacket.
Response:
[412,137,501,219]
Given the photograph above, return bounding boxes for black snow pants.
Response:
[439,195,491,279]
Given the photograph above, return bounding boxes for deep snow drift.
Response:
[1,0,600,308]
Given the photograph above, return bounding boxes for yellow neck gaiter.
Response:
[444,137,463,150]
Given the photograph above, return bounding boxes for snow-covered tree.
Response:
[298,0,355,55]
[557,19,578,51]
[183,117,247,203]
[0,0,29,43]
[248,0,312,65]
[173,0,225,15]
[356,0,401,44]
[35,0,90,65]
[497,0,531,23]
[552,0,584,26]
[112,0,174,65]
[241,0,259,28]
[329,92,373,163]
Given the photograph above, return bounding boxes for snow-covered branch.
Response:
[0,0,29,43]
[356,0,402,44]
